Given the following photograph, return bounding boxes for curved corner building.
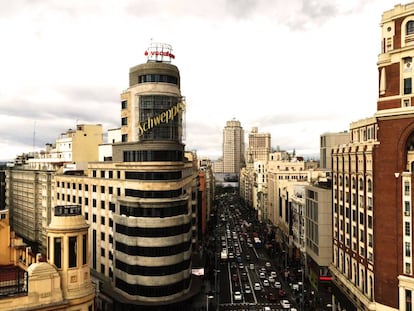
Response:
[112,44,194,303]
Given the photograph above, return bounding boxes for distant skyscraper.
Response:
[246,126,271,164]
[331,3,414,310]
[222,118,245,175]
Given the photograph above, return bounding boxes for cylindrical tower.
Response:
[112,42,194,304]
[47,205,95,309]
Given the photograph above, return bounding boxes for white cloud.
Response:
[0,0,404,160]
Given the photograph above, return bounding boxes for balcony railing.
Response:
[0,266,28,297]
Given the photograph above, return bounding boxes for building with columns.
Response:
[0,207,95,310]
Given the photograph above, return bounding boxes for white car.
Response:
[263,279,270,287]
[270,271,277,278]
[268,276,275,283]
[280,299,291,308]
[274,281,282,288]
[259,272,266,279]
[244,284,252,294]
[254,282,261,291]
[234,291,242,301]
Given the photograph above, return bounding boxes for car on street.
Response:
[234,291,242,301]
[268,292,277,302]
[270,271,277,278]
[263,279,270,287]
[244,284,252,294]
[268,276,275,284]
[241,271,248,281]
[278,289,287,297]
[259,272,266,279]
[239,262,244,269]
[274,281,281,288]
[249,263,255,270]
[265,261,271,270]
[232,273,238,282]
[254,282,261,291]
[280,299,291,309]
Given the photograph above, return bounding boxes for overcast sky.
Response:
[0,0,407,161]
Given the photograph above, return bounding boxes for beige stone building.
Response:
[54,44,199,308]
[319,132,350,170]
[0,208,95,310]
[6,124,103,254]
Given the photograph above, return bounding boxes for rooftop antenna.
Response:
[33,120,36,153]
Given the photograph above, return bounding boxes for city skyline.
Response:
[0,0,405,161]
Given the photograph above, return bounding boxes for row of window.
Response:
[125,188,182,198]
[138,74,178,85]
[115,276,190,297]
[125,171,182,180]
[115,240,191,257]
[49,234,87,269]
[115,258,191,276]
[116,222,191,237]
[123,150,184,162]
[119,203,188,218]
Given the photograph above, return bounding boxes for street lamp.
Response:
[206,292,214,311]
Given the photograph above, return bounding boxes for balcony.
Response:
[0,265,28,298]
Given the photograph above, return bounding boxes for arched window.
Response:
[407,21,414,35]
[367,179,372,193]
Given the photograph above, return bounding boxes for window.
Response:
[121,100,127,109]
[82,234,87,265]
[406,222,411,236]
[69,236,77,268]
[54,237,62,269]
[405,78,412,94]
[406,201,411,216]
[122,134,128,142]
[407,21,414,35]
[121,117,128,126]
[405,181,411,196]
[406,242,411,257]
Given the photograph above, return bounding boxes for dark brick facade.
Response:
[374,113,414,308]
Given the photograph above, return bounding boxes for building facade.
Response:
[54,43,199,308]
[331,3,414,310]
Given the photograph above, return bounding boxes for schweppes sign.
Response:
[138,101,186,136]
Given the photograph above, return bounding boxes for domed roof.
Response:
[27,262,58,278]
